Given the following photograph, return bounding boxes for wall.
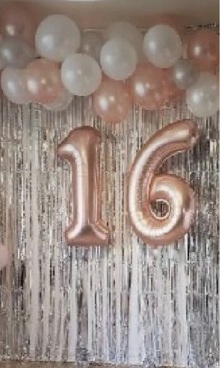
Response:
[0,88,219,366]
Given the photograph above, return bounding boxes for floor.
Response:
[0,363,175,368]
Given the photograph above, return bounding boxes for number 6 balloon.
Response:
[127,119,199,246]
[58,126,109,247]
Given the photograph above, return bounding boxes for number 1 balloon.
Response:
[58,126,110,247]
[127,120,199,246]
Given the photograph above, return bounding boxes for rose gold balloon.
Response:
[161,68,185,104]
[0,2,37,46]
[129,64,166,110]
[25,59,63,104]
[187,29,219,72]
[93,77,132,124]
[127,120,199,246]
[129,64,182,110]
[58,126,109,247]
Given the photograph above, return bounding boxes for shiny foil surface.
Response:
[0,62,219,367]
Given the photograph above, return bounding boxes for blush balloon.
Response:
[25,59,63,104]
[187,29,219,72]
[129,64,183,110]
[93,77,132,124]
[161,68,185,103]
[0,2,37,46]
[129,64,166,109]
[43,88,73,112]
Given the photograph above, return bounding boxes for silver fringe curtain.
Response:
[0,34,219,368]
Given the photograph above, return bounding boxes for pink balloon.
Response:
[129,64,164,110]
[25,59,63,104]
[129,64,183,110]
[0,2,37,46]
[43,88,73,111]
[93,77,132,124]
[161,68,185,104]
[0,244,9,271]
[187,29,219,72]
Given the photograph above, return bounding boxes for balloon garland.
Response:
[0,2,219,121]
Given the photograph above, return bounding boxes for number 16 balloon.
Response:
[58,120,199,247]
[127,120,199,246]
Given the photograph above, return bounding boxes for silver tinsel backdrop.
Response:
[0,61,219,367]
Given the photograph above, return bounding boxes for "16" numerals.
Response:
[58,120,199,247]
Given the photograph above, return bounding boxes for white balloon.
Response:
[61,54,102,96]
[43,88,73,111]
[0,244,9,271]
[81,31,103,61]
[0,35,35,68]
[35,15,81,62]
[143,24,182,68]
[186,72,219,118]
[100,37,137,80]
[105,21,144,60]
[1,67,30,104]
[172,59,199,90]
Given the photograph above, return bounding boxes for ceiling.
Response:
[1,0,219,28]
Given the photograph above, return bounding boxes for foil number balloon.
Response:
[58,126,109,246]
[127,120,199,246]
[59,120,199,247]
